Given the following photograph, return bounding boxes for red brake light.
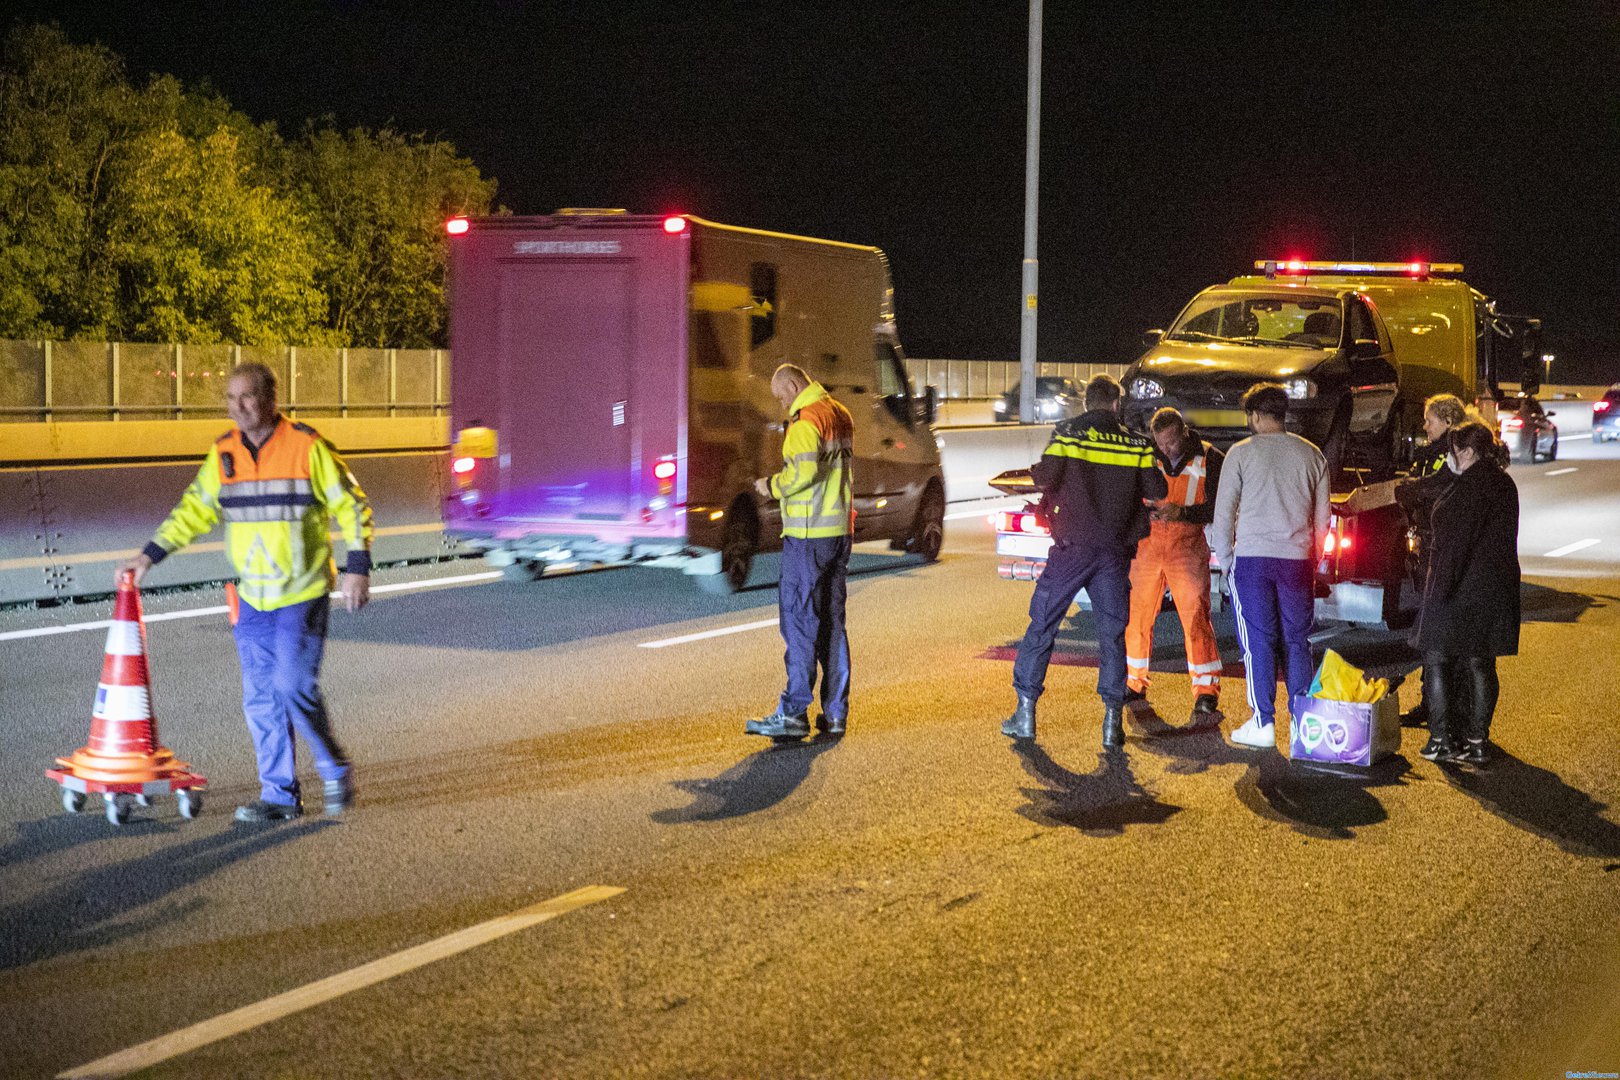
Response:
[1596,400,1611,412]
[1501,416,1523,430]
[1407,261,1425,276]
[452,456,476,474]
[445,217,470,236]
[1322,533,1335,555]
[1337,533,1351,552]
[653,460,677,480]
[663,216,687,234]
[996,511,1050,536]
[1285,259,1305,273]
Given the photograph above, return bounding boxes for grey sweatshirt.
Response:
[1210,431,1331,566]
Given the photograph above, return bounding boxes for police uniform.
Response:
[1009,409,1167,735]
[142,416,373,809]
[1125,430,1225,705]
[757,382,854,733]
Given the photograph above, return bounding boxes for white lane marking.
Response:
[56,885,624,1080]
[0,572,502,643]
[944,499,1027,522]
[639,617,779,649]
[1565,433,1591,441]
[1542,539,1601,558]
[1543,467,1578,476]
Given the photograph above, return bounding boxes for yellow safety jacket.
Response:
[768,383,854,539]
[146,417,374,611]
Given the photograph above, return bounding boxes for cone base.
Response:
[47,767,207,796]
[51,745,200,786]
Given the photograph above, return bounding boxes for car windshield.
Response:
[1168,294,1341,349]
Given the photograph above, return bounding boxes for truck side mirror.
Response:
[1142,328,1165,347]
[1519,360,1542,395]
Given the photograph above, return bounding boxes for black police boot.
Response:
[1001,695,1037,740]
[815,714,846,736]
[1101,704,1125,748]
[1188,695,1222,730]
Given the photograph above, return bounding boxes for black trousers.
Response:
[1012,542,1131,707]
[1422,653,1500,742]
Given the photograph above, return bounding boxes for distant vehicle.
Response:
[1593,385,1620,444]
[443,210,946,591]
[1497,395,1559,463]
[992,376,1085,423]
[1122,261,1546,483]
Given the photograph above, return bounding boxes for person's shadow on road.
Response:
[1441,749,1620,860]
[1010,742,1180,836]
[0,818,335,971]
[651,734,842,824]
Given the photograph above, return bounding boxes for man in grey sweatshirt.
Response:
[1210,383,1331,749]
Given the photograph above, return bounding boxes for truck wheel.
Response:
[501,560,545,582]
[906,484,945,562]
[698,500,758,594]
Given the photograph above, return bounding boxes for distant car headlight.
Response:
[1129,377,1164,400]
[993,399,1008,413]
[1285,377,1317,400]
[1041,400,1062,417]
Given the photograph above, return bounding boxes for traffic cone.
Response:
[46,571,206,822]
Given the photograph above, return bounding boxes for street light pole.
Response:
[1542,353,1554,389]
[1018,0,1042,424]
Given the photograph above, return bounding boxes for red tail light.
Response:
[652,455,677,496]
[1596,400,1611,412]
[996,511,1050,536]
[663,216,687,234]
[445,217,470,235]
[452,456,477,475]
[1501,416,1523,430]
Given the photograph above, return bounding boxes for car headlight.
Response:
[1129,377,1164,400]
[1285,377,1317,400]
[993,400,1007,413]
[1041,400,1061,417]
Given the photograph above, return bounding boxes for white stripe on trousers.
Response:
[1228,565,1262,718]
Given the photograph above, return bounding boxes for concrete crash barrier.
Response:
[2,419,1072,604]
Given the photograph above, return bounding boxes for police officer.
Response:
[1003,374,1167,746]
[121,362,373,821]
[746,364,855,739]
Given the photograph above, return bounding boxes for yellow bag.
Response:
[1309,649,1389,703]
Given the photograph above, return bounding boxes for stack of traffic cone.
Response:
[46,572,206,824]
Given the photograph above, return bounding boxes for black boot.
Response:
[1002,695,1037,740]
[1188,695,1222,730]
[1101,704,1125,748]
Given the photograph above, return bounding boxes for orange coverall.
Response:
[1126,438,1223,701]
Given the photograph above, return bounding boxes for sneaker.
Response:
[815,715,846,736]
[1229,715,1276,749]
[1445,739,1492,767]
[323,775,356,815]
[1418,734,1453,761]
[745,711,810,738]
[234,799,302,823]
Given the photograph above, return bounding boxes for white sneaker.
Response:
[1230,715,1277,749]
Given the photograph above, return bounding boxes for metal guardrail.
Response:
[904,358,1128,400]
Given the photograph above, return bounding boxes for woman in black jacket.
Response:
[1414,421,1521,766]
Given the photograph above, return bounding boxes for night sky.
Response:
[12,1,1619,382]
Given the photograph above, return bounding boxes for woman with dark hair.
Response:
[1414,420,1520,765]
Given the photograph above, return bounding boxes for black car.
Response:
[1593,384,1620,444]
[1120,284,1400,476]
[1496,395,1558,463]
[992,376,1084,423]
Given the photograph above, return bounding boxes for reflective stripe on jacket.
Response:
[150,417,374,611]
[769,382,854,538]
[1031,409,1167,551]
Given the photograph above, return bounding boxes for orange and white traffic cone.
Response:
[45,571,206,825]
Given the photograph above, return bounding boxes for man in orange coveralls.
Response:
[1124,407,1226,727]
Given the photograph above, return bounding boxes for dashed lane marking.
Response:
[1542,539,1601,558]
[639,617,780,649]
[56,885,625,1079]
[1543,467,1578,476]
[0,572,502,642]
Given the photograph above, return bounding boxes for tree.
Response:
[103,126,333,344]
[287,125,497,347]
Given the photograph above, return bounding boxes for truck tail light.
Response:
[445,217,470,235]
[663,216,687,234]
[996,511,1050,536]
[1595,400,1611,412]
[452,456,476,475]
[1501,416,1523,430]
[653,455,677,496]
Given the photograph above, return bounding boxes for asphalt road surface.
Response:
[1,447,1617,1079]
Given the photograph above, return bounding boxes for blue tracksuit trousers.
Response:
[233,595,350,806]
[778,536,851,720]
[1230,556,1315,724]
[1012,541,1132,707]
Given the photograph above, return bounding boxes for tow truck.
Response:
[990,259,1542,628]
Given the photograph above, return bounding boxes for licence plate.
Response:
[1183,409,1249,429]
[997,533,1054,559]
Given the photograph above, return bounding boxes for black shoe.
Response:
[1187,696,1222,730]
[1400,703,1430,729]
[1419,734,1453,761]
[815,714,846,736]
[1102,704,1125,748]
[745,711,810,738]
[1001,695,1037,740]
[1446,739,1492,767]
[1123,686,1147,706]
[323,775,355,815]
[234,799,302,823]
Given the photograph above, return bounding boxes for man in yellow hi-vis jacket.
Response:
[745,364,854,739]
[121,362,373,822]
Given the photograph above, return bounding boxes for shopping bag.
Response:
[1289,692,1401,766]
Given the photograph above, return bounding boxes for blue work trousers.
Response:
[1012,541,1132,707]
[778,536,852,720]
[1230,556,1315,724]
[233,594,350,806]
